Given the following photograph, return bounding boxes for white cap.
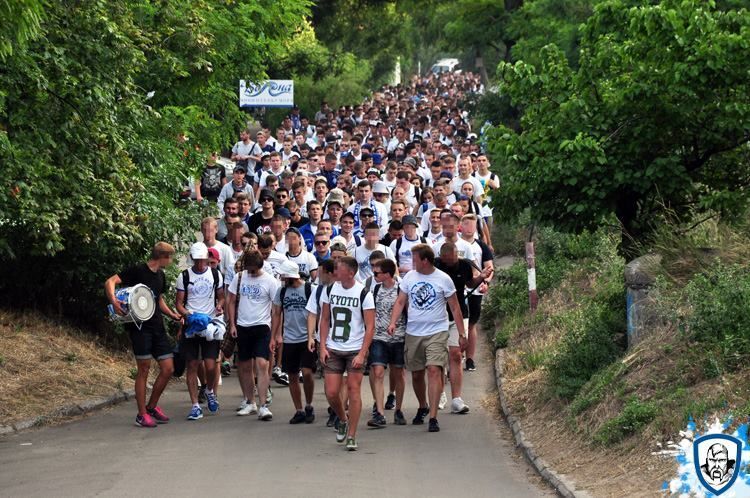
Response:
[189,242,209,260]
[372,181,389,195]
[277,260,301,279]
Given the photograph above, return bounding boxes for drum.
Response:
[109,284,156,326]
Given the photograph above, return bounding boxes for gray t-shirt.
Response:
[373,282,405,343]
[273,283,310,344]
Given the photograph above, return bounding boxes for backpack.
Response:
[395,236,427,266]
[181,267,220,307]
[280,281,313,305]
[326,283,370,321]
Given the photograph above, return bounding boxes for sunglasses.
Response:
[361,214,374,218]
[315,240,329,246]
[261,198,274,202]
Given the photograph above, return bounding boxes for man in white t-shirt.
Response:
[284,227,318,280]
[319,256,375,451]
[176,242,225,421]
[226,250,280,421]
[388,244,466,433]
[432,211,474,260]
[354,223,396,281]
[390,215,425,275]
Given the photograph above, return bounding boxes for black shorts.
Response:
[368,340,405,368]
[281,342,317,375]
[181,336,220,362]
[129,327,174,361]
[467,294,483,325]
[237,325,271,362]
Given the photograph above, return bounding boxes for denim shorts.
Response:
[368,340,405,368]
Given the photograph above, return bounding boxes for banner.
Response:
[239,80,294,108]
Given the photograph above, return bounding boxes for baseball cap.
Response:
[439,171,453,180]
[233,165,246,174]
[327,188,345,207]
[330,242,347,253]
[207,247,221,261]
[366,168,381,178]
[286,227,302,238]
[403,157,417,169]
[259,189,275,201]
[189,242,209,260]
[277,260,300,279]
[276,207,291,219]
[360,207,375,216]
[402,215,419,227]
[372,181,389,195]
[372,153,383,166]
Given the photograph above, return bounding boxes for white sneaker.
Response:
[438,391,448,410]
[237,402,258,416]
[266,387,273,405]
[258,405,273,421]
[236,399,248,411]
[451,397,470,414]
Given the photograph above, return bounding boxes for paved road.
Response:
[0,337,552,498]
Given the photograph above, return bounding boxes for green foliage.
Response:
[0,0,44,60]
[594,396,658,445]
[569,360,627,416]
[486,0,750,243]
[683,264,750,374]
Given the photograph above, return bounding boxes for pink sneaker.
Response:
[147,406,170,423]
[135,413,157,428]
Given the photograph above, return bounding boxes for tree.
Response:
[486,0,750,249]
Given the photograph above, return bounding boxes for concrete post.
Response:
[624,254,662,348]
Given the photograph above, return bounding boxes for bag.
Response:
[182,268,220,306]
[395,236,426,266]
[172,341,186,378]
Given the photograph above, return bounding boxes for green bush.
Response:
[594,397,658,446]
[569,360,627,416]
[683,264,750,374]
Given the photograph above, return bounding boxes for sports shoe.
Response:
[326,407,337,428]
[272,367,290,386]
[465,358,476,371]
[304,405,315,424]
[258,405,273,421]
[221,361,232,376]
[206,391,219,413]
[438,391,448,410]
[266,387,273,405]
[187,406,203,420]
[135,413,157,428]
[146,406,169,423]
[451,397,470,414]
[198,386,207,404]
[237,402,257,416]
[367,412,387,428]
[394,410,407,426]
[289,410,306,424]
[412,407,429,425]
[236,399,248,411]
[385,393,396,410]
[336,420,348,443]
[371,402,378,418]
[428,417,440,432]
[346,437,358,451]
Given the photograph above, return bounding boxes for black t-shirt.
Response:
[118,263,166,333]
[247,212,273,235]
[434,258,473,321]
[200,165,226,199]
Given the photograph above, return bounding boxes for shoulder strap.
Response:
[420,236,426,243]
[373,283,381,302]
[365,276,372,289]
[211,267,220,304]
[234,270,243,327]
[395,238,403,265]
[316,284,325,309]
[280,285,287,305]
[304,281,312,301]
[181,269,190,305]
[354,234,361,246]
[359,286,369,320]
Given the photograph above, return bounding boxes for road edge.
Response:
[0,389,135,435]
[494,349,593,498]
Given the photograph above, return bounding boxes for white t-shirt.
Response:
[452,176,484,202]
[187,240,233,277]
[228,270,279,327]
[321,281,374,352]
[263,250,288,279]
[354,244,395,281]
[286,250,318,278]
[176,268,224,316]
[399,269,456,337]
[432,238,475,261]
[390,235,424,272]
[426,231,445,246]
[232,140,262,172]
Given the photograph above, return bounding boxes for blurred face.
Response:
[335,261,354,281]
[451,204,465,219]
[392,187,406,201]
[259,245,272,259]
[208,257,219,269]
[193,258,208,273]
[460,218,477,238]
[260,196,274,210]
[233,170,246,184]
[374,191,389,204]
[396,177,410,191]
[441,214,458,237]
[271,219,285,236]
[241,237,256,251]
[296,162,308,173]
[372,264,388,284]
[201,222,217,241]
[389,227,403,240]
[286,232,301,250]
[440,247,458,266]
[477,156,490,170]
[360,212,375,226]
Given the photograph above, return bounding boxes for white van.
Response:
[430,58,460,74]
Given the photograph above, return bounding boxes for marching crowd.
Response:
[105,71,500,451]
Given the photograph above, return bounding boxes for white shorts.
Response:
[447,319,470,348]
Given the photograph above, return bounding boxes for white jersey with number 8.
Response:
[321,281,374,352]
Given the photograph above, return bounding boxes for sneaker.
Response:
[438,391,448,410]
[345,437,358,451]
[336,420,348,443]
[221,361,231,376]
[371,402,378,419]
[187,406,203,420]
[135,413,157,428]
[198,386,207,404]
[451,397,470,414]
[206,391,219,413]
[237,402,257,416]
[412,407,429,425]
[428,417,440,432]
[236,399,248,411]
[385,393,396,410]
[465,358,476,371]
[289,410,306,424]
[326,407,337,428]
[367,412,387,428]
[146,406,169,423]
[272,367,290,386]
[304,406,315,424]
[258,405,273,421]
[394,410,407,426]
[266,387,273,405]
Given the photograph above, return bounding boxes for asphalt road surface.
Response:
[0,337,552,498]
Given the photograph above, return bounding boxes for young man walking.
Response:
[105,242,179,427]
[319,256,376,450]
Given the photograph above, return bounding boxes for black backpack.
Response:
[325,283,370,321]
[395,236,427,266]
[181,268,220,306]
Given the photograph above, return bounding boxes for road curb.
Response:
[3,389,134,435]
[494,349,592,498]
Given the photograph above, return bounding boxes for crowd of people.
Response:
[105,71,500,451]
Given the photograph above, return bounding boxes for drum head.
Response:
[129,285,156,322]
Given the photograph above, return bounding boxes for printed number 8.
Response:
[331,307,352,342]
